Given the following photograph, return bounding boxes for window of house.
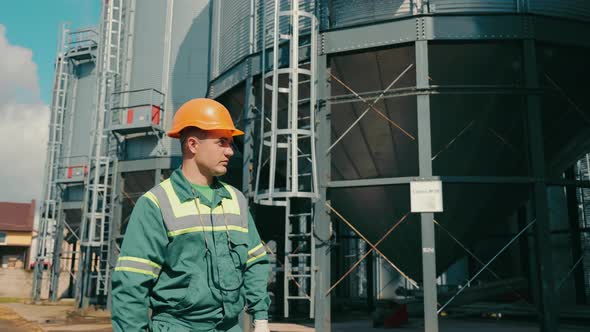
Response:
[0,232,6,245]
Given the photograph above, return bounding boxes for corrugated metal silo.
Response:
[114,0,212,228]
[206,0,590,329]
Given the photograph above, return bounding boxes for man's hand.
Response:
[253,319,270,332]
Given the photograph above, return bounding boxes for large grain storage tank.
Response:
[59,28,98,237]
[111,0,212,233]
[206,0,590,324]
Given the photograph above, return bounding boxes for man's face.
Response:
[193,129,235,177]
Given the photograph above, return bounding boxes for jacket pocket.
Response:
[228,233,249,270]
[174,269,217,311]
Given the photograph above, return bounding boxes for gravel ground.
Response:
[0,302,589,332]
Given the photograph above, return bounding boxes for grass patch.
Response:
[0,297,26,303]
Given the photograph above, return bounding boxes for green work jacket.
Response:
[111,168,270,332]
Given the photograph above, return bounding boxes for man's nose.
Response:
[225,146,234,157]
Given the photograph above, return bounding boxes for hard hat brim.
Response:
[167,127,244,138]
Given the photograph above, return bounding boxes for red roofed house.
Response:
[0,200,35,269]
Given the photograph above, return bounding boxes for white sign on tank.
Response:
[410,180,443,213]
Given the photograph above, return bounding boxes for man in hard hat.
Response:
[111,98,271,332]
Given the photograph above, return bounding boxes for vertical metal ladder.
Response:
[78,0,123,307]
[255,0,319,318]
[32,24,71,302]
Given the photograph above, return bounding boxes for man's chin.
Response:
[212,167,228,176]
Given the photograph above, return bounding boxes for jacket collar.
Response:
[169,167,232,203]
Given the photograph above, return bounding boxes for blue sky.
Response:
[0,0,100,104]
[0,1,100,204]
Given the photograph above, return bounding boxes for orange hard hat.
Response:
[167,98,244,138]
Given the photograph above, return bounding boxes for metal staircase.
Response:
[32,24,71,302]
[254,0,318,318]
[77,0,123,307]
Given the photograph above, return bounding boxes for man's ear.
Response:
[186,136,199,154]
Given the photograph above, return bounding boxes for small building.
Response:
[0,200,35,269]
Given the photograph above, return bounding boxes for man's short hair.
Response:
[179,126,207,155]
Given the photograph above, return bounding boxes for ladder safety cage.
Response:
[77,0,123,307]
[254,0,319,319]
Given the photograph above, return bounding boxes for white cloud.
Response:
[0,24,50,203]
[0,25,40,101]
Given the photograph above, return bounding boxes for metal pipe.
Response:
[310,12,319,199]
[290,0,299,194]
[267,0,280,201]
[328,85,543,105]
[254,0,267,202]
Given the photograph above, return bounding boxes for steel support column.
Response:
[241,76,255,332]
[314,53,331,332]
[69,240,77,297]
[517,206,535,301]
[367,251,375,313]
[49,207,66,302]
[523,39,558,332]
[242,0,256,200]
[242,76,256,197]
[107,171,124,310]
[416,38,439,332]
[564,167,587,304]
[154,168,162,184]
